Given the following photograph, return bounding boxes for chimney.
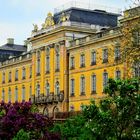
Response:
[7,38,14,45]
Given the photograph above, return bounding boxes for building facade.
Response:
[0,5,139,116]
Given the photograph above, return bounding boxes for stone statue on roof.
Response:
[59,12,70,23]
[32,24,38,33]
[42,12,55,29]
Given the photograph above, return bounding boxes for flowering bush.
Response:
[0,101,60,140]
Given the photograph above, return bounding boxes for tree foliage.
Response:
[0,101,60,140]
[52,78,140,140]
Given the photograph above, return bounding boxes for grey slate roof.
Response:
[0,44,27,52]
[54,7,120,27]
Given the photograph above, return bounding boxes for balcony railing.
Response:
[31,92,64,104]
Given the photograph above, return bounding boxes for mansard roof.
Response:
[0,43,27,52]
[54,7,120,27]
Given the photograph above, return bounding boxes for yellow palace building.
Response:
[0,3,139,116]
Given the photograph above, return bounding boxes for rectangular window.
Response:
[2,72,5,83]
[9,72,12,82]
[103,49,108,63]
[103,72,108,90]
[133,61,140,77]
[8,88,11,102]
[15,70,18,81]
[55,53,60,72]
[15,88,18,101]
[70,79,75,96]
[29,86,32,99]
[80,54,85,67]
[80,77,85,95]
[70,56,75,69]
[91,52,96,65]
[115,70,121,79]
[114,47,120,61]
[22,68,26,79]
[2,89,5,101]
[46,56,50,73]
[133,31,140,45]
[30,66,32,78]
[36,59,40,75]
[91,75,96,94]
[22,87,25,101]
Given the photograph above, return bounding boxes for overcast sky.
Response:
[0,0,133,45]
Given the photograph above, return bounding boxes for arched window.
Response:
[22,86,25,101]
[36,84,40,97]
[55,46,60,72]
[8,87,11,102]
[46,82,50,96]
[15,87,18,102]
[80,76,85,95]
[46,48,50,73]
[55,81,60,95]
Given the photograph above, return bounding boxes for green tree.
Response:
[52,78,140,140]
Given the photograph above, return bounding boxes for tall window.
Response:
[80,76,85,95]
[36,84,40,97]
[103,72,108,90]
[22,86,25,101]
[2,89,5,101]
[8,87,11,102]
[115,70,121,79]
[36,51,41,75]
[46,48,50,73]
[46,82,50,96]
[55,46,60,72]
[15,69,18,81]
[55,81,60,95]
[114,47,120,61]
[91,51,96,65]
[15,87,18,102]
[70,79,75,96]
[91,74,96,94]
[80,54,85,67]
[133,61,140,77]
[103,49,108,63]
[30,66,32,78]
[133,31,140,45]
[2,72,5,83]
[9,71,12,82]
[70,56,75,69]
[22,67,26,79]
[29,86,32,99]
